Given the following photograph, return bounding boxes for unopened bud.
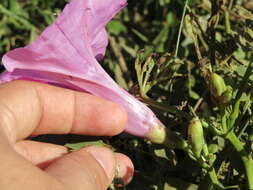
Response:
[188,117,205,159]
[210,73,227,98]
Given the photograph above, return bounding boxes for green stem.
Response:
[220,106,228,134]
[229,98,241,129]
[143,97,191,119]
[235,61,252,100]
[208,168,224,189]
[0,4,35,30]
[197,161,223,190]
[174,0,189,58]
[193,96,203,112]
[203,144,224,189]
[224,10,231,35]
[238,119,250,138]
[228,0,233,9]
[226,131,253,189]
[222,0,231,35]
[198,147,231,190]
[194,140,223,189]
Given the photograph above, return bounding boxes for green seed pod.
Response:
[188,117,205,159]
[210,73,227,98]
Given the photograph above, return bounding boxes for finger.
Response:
[115,153,134,185]
[14,140,69,168]
[0,137,64,190]
[0,133,134,190]
[0,80,127,143]
[45,146,116,190]
[14,140,135,184]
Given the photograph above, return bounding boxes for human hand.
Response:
[0,80,134,190]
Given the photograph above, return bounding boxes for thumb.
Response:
[45,146,116,190]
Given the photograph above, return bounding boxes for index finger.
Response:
[0,80,127,143]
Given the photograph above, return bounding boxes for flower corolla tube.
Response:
[0,0,167,143]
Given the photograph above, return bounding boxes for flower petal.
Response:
[0,0,167,143]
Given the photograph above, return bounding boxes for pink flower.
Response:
[0,0,167,143]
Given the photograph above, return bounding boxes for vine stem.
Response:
[223,0,231,35]
[224,10,231,35]
[226,131,253,189]
[174,0,189,58]
[0,4,35,30]
[208,168,224,189]
[143,97,191,119]
[202,145,224,189]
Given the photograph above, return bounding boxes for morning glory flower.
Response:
[0,0,167,143]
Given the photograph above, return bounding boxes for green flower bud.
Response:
[210,73,227,98]
[188,117,205,159]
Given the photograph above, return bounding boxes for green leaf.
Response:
[65,140,108,152]
[154,148,168,160]
[107,20,127,35]
[9,0,18,12]
[189,90,200,100]
[164,179,198,190]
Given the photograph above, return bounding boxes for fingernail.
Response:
[85,146,116,181]
[115,153,134,184]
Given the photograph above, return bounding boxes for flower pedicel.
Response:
[0,0,167,143]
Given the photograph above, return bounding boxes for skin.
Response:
[0,80,134,190]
